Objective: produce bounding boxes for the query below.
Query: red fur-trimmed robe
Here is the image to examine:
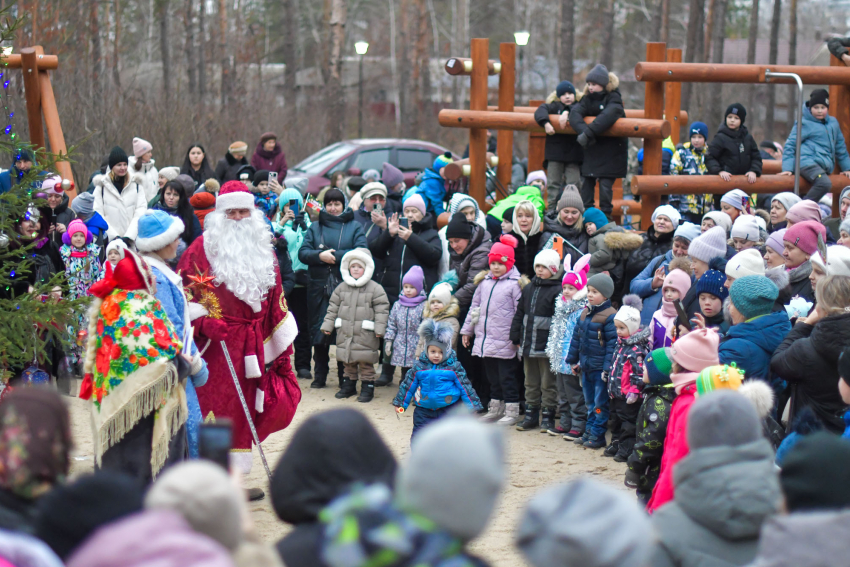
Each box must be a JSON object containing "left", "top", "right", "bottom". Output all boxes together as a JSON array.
[{"left": 177, "top": 236, "right": 301, "bottom": 455}]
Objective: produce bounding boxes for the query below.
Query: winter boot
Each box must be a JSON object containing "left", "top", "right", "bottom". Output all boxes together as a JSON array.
[
  {"left": 573, "top": 431, "right": 590, "bottom": 445},
  {"left": 539, "top": 407, "right": 556, "bottom": 432},
  {"left": 624, "top": 469, "right": 641, "bottom": 489},
  {"left": 334, "top": 378, "right": 357, "bottom": 399},
  {"left": 515, "top": 405, "right": 540, "bottom": 431},
  {"left": 614, "top": 439, "right": 635, "bottom": 463},
  {"left": 297, "top": 368, "right": 312, "bottom": 380},
  {"left": 479, "top": 400, "right": 506, "bottom": 423},
  {"left": 310, "top": 374, "right": 327, "bottom": 389},
  {"left": 497, "top": 402, "right": 522, "bottom": 426},
  {"left": 583, "top": 436, "right": 606, "bottom": 449},
  {"left": 603, "top": 440, "right": 620, "bottom": 458},
  {"left": 357, "top": 381, "right": 375, "bottom": 403},
  {"left": 375, "top": 364, "right": 395, "bottom": 387}
]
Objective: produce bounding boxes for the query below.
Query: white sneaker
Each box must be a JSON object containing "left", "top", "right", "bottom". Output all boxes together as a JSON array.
[
  {"left": 497, "top": 402, "right": 521, "bottom": 425},
  {"left": 480, "top": 400, "right": 505, "bottom": 422}
]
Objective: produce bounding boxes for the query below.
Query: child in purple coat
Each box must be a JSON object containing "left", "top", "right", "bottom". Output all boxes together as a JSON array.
[
  {"left": 384, "top": 266, "right": 427, "bottom": 380},
  {"left": 461, "top": 235, "right": 524, "bottom": 426}
]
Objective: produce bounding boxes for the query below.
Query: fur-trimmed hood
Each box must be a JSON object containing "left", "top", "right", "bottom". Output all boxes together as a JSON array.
[
  {"left": 341, "top": 248, "right": 375, "bottom": 287},
  {"left": 580, "top": 72, "right": 620, "bottom": 96},
  {"left": 545, "top": 89, "right": 584, "bottom": 104},
  {"left": 473, "top": 269, "right": 530, "bottom": 289},
  {"left": 619, "top": 326, "right": 651, "bottom": 347},
  {"left": 603, "top": 230, "right": 644, "bottom": 251},
  {"left": 423, "top": 297, "right": 460, "bottom": 320}
]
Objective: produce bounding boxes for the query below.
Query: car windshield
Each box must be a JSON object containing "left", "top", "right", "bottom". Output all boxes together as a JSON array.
[{"left": 291, "top": 142, "right": 355, "bottom": 176}]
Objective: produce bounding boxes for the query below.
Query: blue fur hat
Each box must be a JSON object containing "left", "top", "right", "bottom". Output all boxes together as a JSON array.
[{"left": 135, "top": 210, "right": 184, "bottom": 253}]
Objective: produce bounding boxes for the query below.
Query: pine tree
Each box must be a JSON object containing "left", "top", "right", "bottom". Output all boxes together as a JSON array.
[{"left": 0, "top": 12, "right": 87, "bottom": 382}]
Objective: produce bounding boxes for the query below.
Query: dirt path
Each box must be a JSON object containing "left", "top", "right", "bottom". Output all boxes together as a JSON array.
[{"left": 67, "top": 366, "right": 628, "bottom": 567}]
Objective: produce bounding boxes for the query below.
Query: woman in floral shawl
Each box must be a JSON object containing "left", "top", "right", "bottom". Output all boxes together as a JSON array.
[
  {"left": 79, "top": 248, "right": 186, "bottom": 483},
  {"left": 0, "top": 387, "right": 71, "bottom": 534}
]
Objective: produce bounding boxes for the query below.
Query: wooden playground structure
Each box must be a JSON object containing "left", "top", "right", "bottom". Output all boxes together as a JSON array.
[
  {"left": 440, "top": 40, "right": 850, "bottom": 229},
  {"left": 6, "top": 46, "right": 75, "bottom": 196}
]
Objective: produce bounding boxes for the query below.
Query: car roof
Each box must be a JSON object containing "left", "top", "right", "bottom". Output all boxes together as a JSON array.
[{"left": 345, "top": 138, "right": 444, "bottom": 148}]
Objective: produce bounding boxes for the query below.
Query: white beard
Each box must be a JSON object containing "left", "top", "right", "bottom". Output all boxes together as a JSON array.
[{"left": 204, "top": 209, "right": 276, "bottom": 307}]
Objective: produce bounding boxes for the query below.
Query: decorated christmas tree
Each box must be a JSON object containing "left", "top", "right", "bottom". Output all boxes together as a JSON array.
[{"left": 0, "top": 14, "right": 86, "bottom": 384}]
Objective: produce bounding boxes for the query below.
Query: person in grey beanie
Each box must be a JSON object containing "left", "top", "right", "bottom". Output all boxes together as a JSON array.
[
  {"left": 517, "top": 477, "right": 654, "bottom": 567},
  {"left": 395, "top": 415, "right": 504, "bottom": 544},
  {"left": 70, "top": 192, "right": 109, "bottom": 254},
  {"left": 650, "top": 390, "right": 782, "bottom": 567}
]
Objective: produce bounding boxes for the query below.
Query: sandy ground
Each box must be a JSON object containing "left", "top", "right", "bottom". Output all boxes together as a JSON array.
[{"left": 66, "top": 361, "right": 628, "bottom": 567}]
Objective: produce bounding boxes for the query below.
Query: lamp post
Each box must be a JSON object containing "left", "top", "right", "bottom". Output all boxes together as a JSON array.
[
  {"left": 355, "top": 41, "right": 369, "bottom": 139},
  {"left": 514, "top": 31, "right": 529, "bottom": 104}
]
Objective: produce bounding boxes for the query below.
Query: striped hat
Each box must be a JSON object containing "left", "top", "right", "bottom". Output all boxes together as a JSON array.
[{"left": 696, "top": 364, "right": 744, "bottom": 396}]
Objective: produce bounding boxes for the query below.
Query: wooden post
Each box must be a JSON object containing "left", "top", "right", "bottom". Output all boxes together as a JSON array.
[
  {"left": 496, "top": 43, "right": 516, "bottom": 193},
  {"left": 33, "top": 46, "right": 75, "bottom": 196},
  {"left": 641, "top": 42, "right": 666, "bottom": 230},
  {"left": 665, "top": 48, "right": 683, "bottom": 145},
  {"left": 830, "top": 54, "right": 850, "bottom": 218},
  {"left": 527, "top": 98, "right": 546, "bottom": 176},
  {"left": 20, "top": 47, "right": 45, "bottom": 151},
  {"left": 468, "top": 38, "right": 489, "bottom": 210}
]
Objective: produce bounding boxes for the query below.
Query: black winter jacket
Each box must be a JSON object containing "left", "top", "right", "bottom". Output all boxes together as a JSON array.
[
  {"left": 448, "top": 224, "right": 492, "bottom": 318},
  {"left": 372, "top": 213, "right": 442, "bottom": 301},
  {"left": 539, "top": 213, "right": 589, "bottom": 257},
  {"left": 706, "top": 124, "right": 763, "bottom": 176},
  {"left": 770, "top": 314, "right": 850, "bottom": 433},
  {"left": 273, "top": 235, "right": 296, "bottom": 297},
  {"left": 623, "top": 227, "right": 676, "bottom": 289},
  {"left": 352, "top": 208, "right": 389, "bottom": 278},
  {"left": 627, "top": 383, "right": 676, "bottom": 494},
  {"left": 214, "top": 152, "right": 249, "bottom": 183},
  {"left": 298, "top": 209, "right": 368, "bottom": 344},
  {"left": 534, "top": 100, "right": 584, "bottom": 164},
  {"left": 510, "top": 230, "right": 544, "bottom": 279},
  {"left": 46, "top": 194, "right": 76, "bottom": 247},
  {"left": 778, "top": 261, "right": 814, "bottom": 305},
  {"left": 569, "top": 77, "right": 628, "bottom": 179},
  {"left": 510, "top": 273, "right": 562, "bottom": 357}
]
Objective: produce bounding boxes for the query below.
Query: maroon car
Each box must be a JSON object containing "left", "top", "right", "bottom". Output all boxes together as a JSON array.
[{"left": 286, "top": 138, "right": 454, "bottom": 195}]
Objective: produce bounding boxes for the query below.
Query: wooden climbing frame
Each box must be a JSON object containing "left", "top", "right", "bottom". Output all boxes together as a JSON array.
[
  {"left": 10, "top": 46, "right": 74, "bottom": 196},
  {"left": 633, "top": 42, "right": 850, "bottom": 227}
]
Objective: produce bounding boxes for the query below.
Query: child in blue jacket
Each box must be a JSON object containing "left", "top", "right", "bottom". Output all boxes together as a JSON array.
[
  {"left": 393, "top": 319, "right": 482, "bottom": 441},
  {"left": 782, "top": 89, "right": 850, "bottom": 203},
  {"left": 417, "top": 152, "right": 453, "bottom": 216},
  {"left": 566, "top": 272, "right": 618, "bottom": 449}
]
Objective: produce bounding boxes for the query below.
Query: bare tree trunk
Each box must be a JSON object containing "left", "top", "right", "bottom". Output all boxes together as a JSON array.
[
  {"left": 413, "top": 0, "right": 431, "bottom": 138},
  {"left": 450, "top": 0, "right": 459, "bottom": 110},
  {"left": 745, "top": 0, "right": 760, "bottom": 111},
  {"left": 600, "top": 0, "right": 615, "bottom": 70},
  {"left": 199, "top": 0, "right": 206, "bottom": 101},
  {"left": 681, "top": 0, "right": 705, "bottom": 113},
  {"left": 765, "top": 0, "right": 781, "bottom": 141},
  {"left": 707, "top": 0, "right": 727, "bottom": 133},
  {"left": 282, "top": 0, "right": 298, "bottom": 108},
  {"left": 398, "top": 0, "right": 412, "bottom": 136},
  {"left": 326, "top": 0, "right": 346, "bottom": 143},
  {"left": 661, "top": 0, "right": 670, "bottom": 43},
  {"left": 219, "top": 0, "right": 229, "bottom": 106},
  {"left": 184, "top": 0, "right": 196, "bottom": 95},
  {"left": 704, "top": 0, "right": 716, "bottom": 61},
  {"left": 113, "top": 0, "right": 122, "bottom": 90},
  {"left": 787, "top": 0, "right": 798, "bottom": 132},
  {"left": 161, "top": 0, "right": 171, "bottom": 105},
  {"left": 389, "top": 0, "right": 401, "bottom": 132},
  {"left": 560, "top": 0, "right": 574, "bottom": 81},
  {"left": 90, "top": 0, "right": 102, "bottom": 84}
]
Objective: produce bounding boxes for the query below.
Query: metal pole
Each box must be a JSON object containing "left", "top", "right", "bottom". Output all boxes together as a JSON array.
[
  {"left": 219, "top": 340, "right": 273, "bottom": 482},
  {"left": 764, "top": 70, "right": 803, "bottom": 195},
  {"left": 358, "top": 54, "right": 364, "bottom": 139}
]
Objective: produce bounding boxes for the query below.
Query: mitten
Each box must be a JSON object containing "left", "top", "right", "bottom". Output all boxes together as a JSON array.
[
  {"left": 384, "top": 342, "right": 393, "bottom": 357},
  {"left": 195, "top": 316, "right": 229, "bottom": 341}
]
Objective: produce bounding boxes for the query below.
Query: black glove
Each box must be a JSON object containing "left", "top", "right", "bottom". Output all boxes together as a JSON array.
[{"left": 293, "top": 212, "right": 307, "bottom": 231}]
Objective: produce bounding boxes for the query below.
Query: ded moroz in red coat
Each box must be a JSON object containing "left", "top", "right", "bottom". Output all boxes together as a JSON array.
[{"left": 177, "top": 235, "right": 300, "bottom": 455}]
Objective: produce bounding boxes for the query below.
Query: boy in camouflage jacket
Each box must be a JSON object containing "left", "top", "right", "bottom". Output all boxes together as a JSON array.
[{"left": 625, "top": 347, "right": 677, "bottom": 505}]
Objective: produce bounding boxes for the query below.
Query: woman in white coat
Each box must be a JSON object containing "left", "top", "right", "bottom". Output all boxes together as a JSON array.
[
  {"left": 93, "top": 146, "right": 148, "bottom": 243},
  {"left": 127, "top": 137, "right": 159, "bottom": 202}
]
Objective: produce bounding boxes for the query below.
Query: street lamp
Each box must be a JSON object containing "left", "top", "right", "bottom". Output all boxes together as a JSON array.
[
  {"left": 355, "top": 41, "right": 369, "bottom": 139},
  {"left": 514, "top": 31, "right": 530, "bottom": 105}
]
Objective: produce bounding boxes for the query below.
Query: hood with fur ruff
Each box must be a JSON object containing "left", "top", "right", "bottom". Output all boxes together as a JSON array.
[
  {"left": 603, "top": 230, "right": 644, "bottom": 251},
  {"left": 341, "top": 248, "right": 374, "bottom": 287},
  {"left": 580, "top": 72, "right": 620, "bottom": 96}
]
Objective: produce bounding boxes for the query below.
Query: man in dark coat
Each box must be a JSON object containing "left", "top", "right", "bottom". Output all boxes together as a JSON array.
[{"left": 569, "top": 64, "right": 627, "bottom": 218}]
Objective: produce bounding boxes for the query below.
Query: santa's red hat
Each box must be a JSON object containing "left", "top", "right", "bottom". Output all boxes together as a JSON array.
[{"left": 216, "top": 180, "right": 255, "bottom": 212}]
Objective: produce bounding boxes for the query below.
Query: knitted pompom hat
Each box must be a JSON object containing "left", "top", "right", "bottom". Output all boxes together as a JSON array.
[
  {"left": 695, "top": 364, "right": 745, "bottom": 397},
  {"left": 488, "top": 234, "right": 518, "bottom": 271},
  {"left": 62, "top": 219, "right": 93, "bottom": 246},
  {"left": 615, "top": 295, "right": 642, "bottom": 335}
]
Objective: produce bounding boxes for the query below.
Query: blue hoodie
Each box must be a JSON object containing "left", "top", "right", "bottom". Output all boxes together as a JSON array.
[
  {"left": 83, "top": 211, "right": 110, "bottom": 239},
  {"left": 782, "top": 105, "right": 850, "bottom": 173},
  {"left": 719, "top": 311, "right": 791, "bottom": 391}
]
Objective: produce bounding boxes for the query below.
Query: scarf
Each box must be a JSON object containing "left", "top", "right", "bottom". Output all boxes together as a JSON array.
[
  {"left": 660, "top": 298, "right": 677, "bottom": 317},
  {"left": 256, "top": 142, "right": 281, "bottom": 160},
  {"left": 70, "top": 247, "right": 88, "bottom": 258},
  {"left": 671, "top": 371, "right": 699, "bottom": 395},
  {"left": 398, "top": 292, "right": 427, "bottom": 307},
  {"left": 79, "top": 288, "right": 185, "bottom": 476}
]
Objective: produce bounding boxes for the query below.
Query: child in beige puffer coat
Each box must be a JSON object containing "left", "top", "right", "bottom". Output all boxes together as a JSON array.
[{"left": 322, "top": 248, "right": 390, "bottom": 403}]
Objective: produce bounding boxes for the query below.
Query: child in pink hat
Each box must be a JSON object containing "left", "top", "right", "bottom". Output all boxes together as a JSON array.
[
  {"left": 647, "top": 327, "right": 720, "bottom": 513},
  {"left": 60, "top": 219, "right": 104, "bottom": 369},
  {"left": 648, "top": 268, "right": 692, "bottom": 349}
]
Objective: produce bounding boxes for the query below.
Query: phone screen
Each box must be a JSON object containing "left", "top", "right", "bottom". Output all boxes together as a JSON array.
[
  {"left": 674, "top": 300, "right": 692, "bottom": 331},
  {"left": 199, "top": 421, "right": 232, "bottom": 470},
  {"left": 400, "top": 218, "right": 409, "bottom": 228}
]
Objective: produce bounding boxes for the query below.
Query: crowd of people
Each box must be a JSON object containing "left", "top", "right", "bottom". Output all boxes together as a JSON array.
[{"left": 2, "top": 61, "right": 850, "bottom": 567}]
